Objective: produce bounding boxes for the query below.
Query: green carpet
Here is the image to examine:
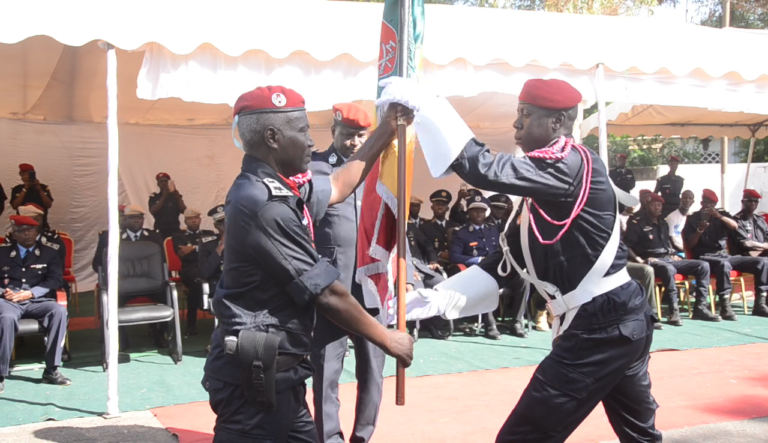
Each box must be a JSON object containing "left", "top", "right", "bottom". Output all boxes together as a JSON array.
[{"left": 2, "top": 310, "right": 768, "bottom": 428}]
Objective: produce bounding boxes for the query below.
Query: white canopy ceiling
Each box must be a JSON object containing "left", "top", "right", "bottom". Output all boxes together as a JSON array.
[{"left": 581, "top": 102, "right": 768, "bottom": 139}]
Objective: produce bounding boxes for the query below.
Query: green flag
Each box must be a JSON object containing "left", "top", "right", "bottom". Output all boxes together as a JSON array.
[{"left": 377, "top": 0, "right": 425, "bottom": 97}]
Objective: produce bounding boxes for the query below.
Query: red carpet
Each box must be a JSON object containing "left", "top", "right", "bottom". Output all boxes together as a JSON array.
[{"left": 153, "top": 343, "right": 768, "bottom": 443}]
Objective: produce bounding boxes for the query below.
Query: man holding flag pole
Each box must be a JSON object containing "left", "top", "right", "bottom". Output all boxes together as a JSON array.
[{"left": 377, "top": 74, "right": 662, "bottom": 441}]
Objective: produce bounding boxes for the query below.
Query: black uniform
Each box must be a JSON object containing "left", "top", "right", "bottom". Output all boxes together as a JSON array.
[
  {"left": 6, "top": 230, "right": 66, "bottom": 275},
  {"left": 730, "top": 210, "right": 768, "bottom": 257},
  {"left": 309, "top": 146, "right": 384, "bottom": 443},
  {"left": 149, "top": 192, "right": 184, "bottom": 239},
  {"left": 172, "top": 229, "right": 215, "bottom": 330},
  {"left": 608, "top": 167, "right": 636, "bottom": 193},
  {"left": 10, "top": 184, "right": 53, "bottom": 227},
  {"left": 407, "top": 220, "right": 444, "bottom": 289},
  {"left": 449, "top": 223, "right": 500, "bottom": 266},
  {"left": 198, "top": 234, "right": 223, "bottom": 299},
  {"left": 683, "top": 210, "right": 768, "bottom": 298},
  {"left": 0, "top": 239, "right": 66, "bottom": 376},
  {"left": 92, "top": 228, "right": 164, "bottom": 275},
  {"left": 204, "top": 154, "right": 338, "bottom": 442},
  {"left": 654, "top": 174, "right": 684, "bottom": 218},
  {"left": 419, "top": 218, "right": 459, "bottom": 265},
  {"left": 624, "top": 212, "right": 710, "bottom": 311},
  {"left": 451, "top": 138, "right": 660, "bottom": 442}
]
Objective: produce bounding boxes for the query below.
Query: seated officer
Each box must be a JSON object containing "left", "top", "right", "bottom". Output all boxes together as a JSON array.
[
  {"left": 683, "top": 189, "right": 768, "bottom": 321},
  {"left": 92, "top": 205, "right": 127, "bottom": 273},
  {"left": 449, "top": 195, "right": 501, "bottom": 340},
  {"left": 409, "top": 195, "right": 428, "bottom": 227},
  {"left": 407, "top": 217, "right": 449, "bottom": 340},
  {"left": 6, "top": 204, "right": 65, "bottom": 272},
  {"left": 488, "top": 194, "right": 511, "bottom": 229},
  {"left": 728, "top": 189, "right": 768, "bottom": 317},
  {"left": 0, "top": 216, "right": 70, "bottom": 393},
  {"left": 199, "top": 205, "right": 226, "bottom": 300},
  {"left": 420, "top": 189, "right": 459, "bottom": 267},
  {"left": 624, "top": 194, "right": 719, "bottom": 326},
  {"left": 173, "top": 208, "right": 214, "bottom": 337}
]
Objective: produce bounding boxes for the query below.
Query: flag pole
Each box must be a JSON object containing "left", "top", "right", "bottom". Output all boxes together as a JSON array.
[{"left": 395, "top": 0, "right": 410, "bottom": 407}]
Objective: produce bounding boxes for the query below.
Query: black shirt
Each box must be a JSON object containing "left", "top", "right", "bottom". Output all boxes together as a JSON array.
[
  {"left": 205, "top": 155, "right": 337, "bottom": 388},
  {"left": 0, "top": 239, "right": 63, "bottom": 301},
  {"left": 452, "top": 139, "right": 644, "bottom": 331},
  {"left": 172, "top": 229, "right": 214, "bottom": 276},
  {"left": 609, "top": 167, "right": 636, "bottom": 193},
  {"left": 148, "top": 192, "right": 183, "bottom": 235},
  {"left": 419, "top": 218, "right": 459, "bottom": 256},
  {"left": 682, "top": 209, "right": 733, "bottom": 258},
  {"left": 623, "top": 213, "right": 674, "bottom": 260},
  {"left": 654, "top": 174, "right": 684, "bottom": 209},
  {"left": 10, "top": 183, "right": 53, "bottom": 220},
  {"left": 729, "top": 211, "right": 768, "bottom": 256},
  {"left": 198, "top": 234, "right": 223, "bottom": 287}
]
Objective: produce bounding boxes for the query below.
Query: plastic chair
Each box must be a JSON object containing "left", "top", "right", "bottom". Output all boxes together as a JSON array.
[{"left": 59, "top": 234, "right": 79, "bottom": 314}]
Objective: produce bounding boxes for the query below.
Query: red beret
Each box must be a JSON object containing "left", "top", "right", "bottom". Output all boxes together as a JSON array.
[
  {"left": 19, "top": 163, "right": 35, "bottom": 173},
  {"left": 669, "top": 155, "right": 681, "bottom": 163},
  {"left": 639, "top": 189, "right": 653, "bottom": 197},
  {"left": 333, "top": 103, "right": 372, "bottom": 129},
  {"left": 118, "top": 204, "right": 127, "bottom": 213},
  {"left": 156, "top": 172, "right": 171, "bottom": 181},
  {"left": 702, "top": 189, "right": 719, "bottom": 203},
  {"left": 648, "top": 194, "right": 665, "bottom": 204},
  {"left": 519, "top": 79, "right": 582, "bottom": 110},
  {"left": 10, "top": 215, "right": 39, "bottom": 227},
  {"left": 233, "top": 86, "right": 305, "bottom": 118},
  {"left": 743, "top": 189, "right": 762, "bottom": 200},
  {"left": 616, "top": 154, "right": 627, "bottom": 159}
]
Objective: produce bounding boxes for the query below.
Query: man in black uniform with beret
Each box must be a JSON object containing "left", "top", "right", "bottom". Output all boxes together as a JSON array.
[
  {"left": 149, "top": 173, "right": 187, "bottom": 240},
  {"left": 728, "top": 189, "right": 768, "bottom": 317},
  {"left": 309, "top": 102, "right": 386, "bottom": 443},
  {"left": 420, "top": 189, "right": 459, "bottom": 268},
  {"left": 624, "top": 193, "right": 719, "bottom": 326},
  {"left": 379, "top": 76, "right": 660, "bottom": 441},
  {"left": 203, "top": 86, "right": 412, "bottom": 442},
  {"left": 0, "top": 216, "right": 70, "bottom": 393},
  {"left": 10, "top": 164, "right": 55, "bottom": 229},
  {"left": 488, "top": 194, "right": 511, "bottom": 229},
  {"left": 683, "top": 189, "right": 768, "bottom": 321}
]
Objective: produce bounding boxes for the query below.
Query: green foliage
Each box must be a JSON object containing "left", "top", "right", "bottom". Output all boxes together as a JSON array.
[
  {"left": 582, "top": 134, "right": 702, "bottom": 167},
  {"left": 694, "top": 0, "right": 768, "bottom": 29},
  {"left": 734, "top": 136, "right": 768, "bottom": 163}
]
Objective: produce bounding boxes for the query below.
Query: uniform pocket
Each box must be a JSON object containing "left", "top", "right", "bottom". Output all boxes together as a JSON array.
[{"left": 618, "top": 317, "right": 651, "bottom": 342}]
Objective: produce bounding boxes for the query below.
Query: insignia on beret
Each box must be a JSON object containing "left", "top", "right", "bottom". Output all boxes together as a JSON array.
[
  {"left": 263, "top": 178, "right": 293, "bottom": 198},
  {"left": 217, "top": 206, "right": 224, "bottom": 213},
  {"left": 334, "top": 110, "right": 343, "bottom": 121},
  {"left": 475, "top": 196, "right": 481, "bottom": 202},
  {"left": 441, "top": 191, "right": 447, "bottom": 196},
  {"left": 272, "top": 93, "right": 287, "bottom": 107}
]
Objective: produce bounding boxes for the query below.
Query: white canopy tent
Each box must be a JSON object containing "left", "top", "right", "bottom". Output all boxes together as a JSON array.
[{"left": 3, "top": 0, "right": 768, "bottom": 417}]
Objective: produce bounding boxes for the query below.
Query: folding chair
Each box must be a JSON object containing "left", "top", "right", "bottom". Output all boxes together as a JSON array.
[{"left": 59, "top": 234, "right": 79, "bottom": 314}]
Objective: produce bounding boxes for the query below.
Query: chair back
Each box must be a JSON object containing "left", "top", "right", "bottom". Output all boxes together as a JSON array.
[
  {"left": 101, "top": 241, "right": 166, "bottom": 297},
  {"left": 164, "top": 237, "right": 182, "bottom": 275},
  {"left": 61, "top": 235, "right": 75, "bottom": 271}
]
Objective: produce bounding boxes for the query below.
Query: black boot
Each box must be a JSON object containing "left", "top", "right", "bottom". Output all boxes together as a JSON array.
[
  {"left": 509, "top": 321, "right": 528, "bottom": 338},
  {"left": 483, "top": 314, "right": 501, "bottom": 340},
  {"left": 424, "top": 320, "right": 450, "bottom": 340},
  {"left": 753, "top": 293, "right": 768, "bottom": 317},
  {"left": 692, "top": 298, "right": 721, "bottom": 322},
  {"left": 719, "top": 295, "right": 738, "bottom": 321},
  {"left": 667, "top": 303, "right": 683, "bottom": 327}
]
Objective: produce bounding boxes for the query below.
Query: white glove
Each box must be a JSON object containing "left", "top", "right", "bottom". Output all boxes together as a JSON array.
[{"left": 376, "top": 77, "right": 425, "bottom": 123}]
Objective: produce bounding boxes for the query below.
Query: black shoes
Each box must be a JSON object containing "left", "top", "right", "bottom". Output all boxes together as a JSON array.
[
  {"left": 692, "top": 304, "right": 721, "bottom": 322},
  {"left": 667, "top": 304, "right": 683, "bottom": 327},
  {"left": 0, "top": 377, "right": 4, "bottom": 394},
  {"left": 42, "top": 369, "right": 71, "bottom": 386},
  {"left": 510, "top": 321, "right": 528, "bottom": 338},
  {"left": 485, "top": 326, "right": 501, "bottom": 340},
  {"left": 719, "top": 298, "right": 738, "bottom": 321}
]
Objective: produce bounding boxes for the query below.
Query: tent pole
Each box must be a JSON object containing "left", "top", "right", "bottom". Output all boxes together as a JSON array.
[
  {"left": 104, "top": 42, "right": 121, "bottom": 417},
  {"left": 595, "top": 64, "right": 608, "bottom": 165},
  {"left": 394, "top": 0, "right": 410, "bottom": 407},
  {"left": 721, "top": 136, "right": 728, "bottom": 211},
  {"left": 745, "top": 127, "right": 758, "bottom": 190}
]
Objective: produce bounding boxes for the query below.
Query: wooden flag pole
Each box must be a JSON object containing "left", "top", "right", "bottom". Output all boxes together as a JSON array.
[{"left": 395, "top": 0, "right": 410, "bottom": 407}]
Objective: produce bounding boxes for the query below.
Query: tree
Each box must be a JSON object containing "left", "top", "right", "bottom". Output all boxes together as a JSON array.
[
  {"left": 345, "top": 0, "right": 666, "bottom": 16},
  {"left": 734, "top": 136, "right": 768, "bottom": 163},
  {"left": 582, "top": 134, "right": 702, "bottom": 167},
  {"left": 693, "top": 0, "right": 768, "bottom": 29}
]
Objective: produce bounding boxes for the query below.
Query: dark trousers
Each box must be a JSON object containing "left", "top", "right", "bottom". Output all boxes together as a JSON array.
[
  {"left": 499, "top": 274, "right": 528, "bottom": 322},
  {"left": 205, "top": 377, "right": 317, "bottom": 443},
  {"left": 496, "top": 312, "right": 661, "bottom": 442},
  {"left": 181, "top": 274, "right": 202, "bottom": 328},
  {"left": 700, "top": 255, "right": 768, "bottom": 296},
  {"left": 311, "top": 310, "right": 385, "bottom": 443},
  {"left": 649, "top": 258, "right": 709, "bottom": 305},
  {"left": 0, "top": 299, "right": 68, "bottom": 376}
]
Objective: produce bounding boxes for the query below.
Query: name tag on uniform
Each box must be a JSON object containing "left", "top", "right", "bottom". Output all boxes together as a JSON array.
[
  {"left": 643, "top": 226, "right": 652, "bottom": 231},
  {"left": 31, "top": 264, "right": 47, "bottom": 269}
]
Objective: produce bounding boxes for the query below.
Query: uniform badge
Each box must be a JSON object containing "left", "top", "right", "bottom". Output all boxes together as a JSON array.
[
  {"left": 272, "top": 93, "right": 287, "bottom": 107},
  {"left": 10, "top": 250, "right": 16, "bottom": 258},
  {"left": 263, "top": 178, "right": 293, "bottom": 197},
  {"left": 469, "top": 226, "right": 474, "bottom": 232},
  {"left": 35, "top": 249, "right": 40, "bottom": 256},
  {"left": 334, "top": 110, "right": 343, "bottom": 121},
  {"left": 329, "top": 153, "right": 338, "bottom": 165},
  {"left": 441, "top": 191, "right": 447, "bottom": 197},
  {"left": 473, "top": 249, "right": 478, "bottom": 257},
  {"left": 475, "top": 196, "right": 481, "bottom": 202},
  {"left": 2, "top": 266, "right": 9, "bottom": 271},
  {"left": 435, "top": 241, "right": 440, "bottom": 249},
  {"left": 648, "top": 234, "right": 654, "bottom": 240},
  {"left": 217, "top": 206, "right": 224, "bottom": 213}
]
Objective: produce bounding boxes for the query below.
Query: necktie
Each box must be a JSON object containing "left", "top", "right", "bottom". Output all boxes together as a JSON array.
[{"left": 21, "top": 248, "right": 27, "bottom": 259}]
